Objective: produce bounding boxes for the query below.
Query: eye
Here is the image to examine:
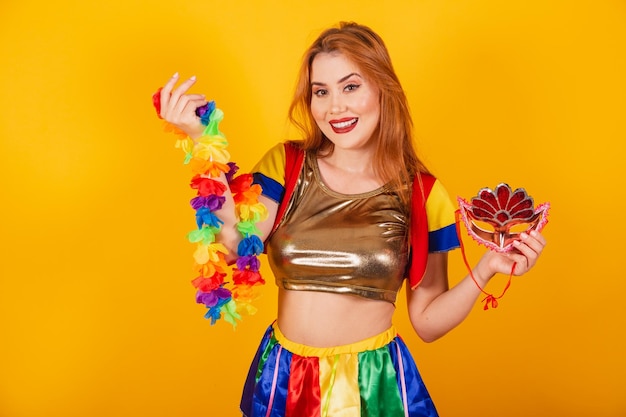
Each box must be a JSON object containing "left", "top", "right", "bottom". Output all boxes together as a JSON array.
[
  {"left": 344, "top": 83, "right": 360, "bottom": 92},
  {"left": 313, "top": 88, "right": 327, "bottom": 97}
]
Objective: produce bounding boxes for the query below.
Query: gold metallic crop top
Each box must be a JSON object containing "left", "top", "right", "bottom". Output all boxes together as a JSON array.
[{"left": 266, "top": 152, "right": 409, "bottom": 303}]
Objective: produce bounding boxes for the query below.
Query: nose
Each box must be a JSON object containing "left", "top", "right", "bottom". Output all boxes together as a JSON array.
[{"left": 330, "top": 93, "right": 346, "bottom": 114}]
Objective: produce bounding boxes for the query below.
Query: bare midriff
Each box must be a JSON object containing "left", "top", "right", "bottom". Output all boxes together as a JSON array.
[{"left": 276, "top": 288, "right": 396, "bottom": 347}]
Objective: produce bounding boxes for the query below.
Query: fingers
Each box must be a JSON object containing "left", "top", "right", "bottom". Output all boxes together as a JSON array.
[
  {"left": 528, "top": 229, "right": 547, "bottom": 247},
  {"left": 159, "top": 72, "right": 180, "bottom": 117},
  {"left": 517, "top": 230, "right": 546, "bottom": 255},
  {"left": 159, "top": 73, "right": 203, "bottom": 119},
  {"left": 509, "top": 230, "right": 546, "bottom": 274},
  {"left": 169, "top": 75, "right": 199, "bottom": 109},
  {"left": 479, "top": 231, "right": 546, "bottom": 278},
  {"left": 172, "top": 93, "right": 206, "bottom": 120}
]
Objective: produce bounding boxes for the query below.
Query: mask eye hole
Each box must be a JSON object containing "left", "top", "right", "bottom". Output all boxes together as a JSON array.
[
  {"left": 508, "top": 223, "right": 532, "bottom": 234},
  {"left": 470, "top": 219, "right": 496, "bottom": 233}
]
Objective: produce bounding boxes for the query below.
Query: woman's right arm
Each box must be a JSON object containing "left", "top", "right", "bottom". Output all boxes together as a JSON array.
[{"left": 157, "top": 73, "right": 278, "bottom": 260}]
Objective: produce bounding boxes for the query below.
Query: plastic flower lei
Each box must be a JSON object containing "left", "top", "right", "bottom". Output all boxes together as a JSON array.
[{"left": 153, "top": 89, "right": 267, "bottom": 327}]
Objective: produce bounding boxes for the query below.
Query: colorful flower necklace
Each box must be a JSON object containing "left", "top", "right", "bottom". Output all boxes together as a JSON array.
[{"left": 153, "top": 90, "right": 267, "bottom": 327}]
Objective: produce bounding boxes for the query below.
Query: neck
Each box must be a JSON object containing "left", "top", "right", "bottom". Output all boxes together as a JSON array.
[{"left": 322, "top": 146, "right": 376, "bottom": 176}]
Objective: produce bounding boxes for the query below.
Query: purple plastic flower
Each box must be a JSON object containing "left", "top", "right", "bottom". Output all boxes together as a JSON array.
[
  {"left": 225, "top": 162, "right": 239, "bottom": 184},
  {"left": 190, "top": 195, "right": 226, "bottom": 211},
  {"left": 236, "top": 255, "right": 261, "bottom": 272},
  {"left": 195, "top": 287, "right": 231, "bottom": 307}
]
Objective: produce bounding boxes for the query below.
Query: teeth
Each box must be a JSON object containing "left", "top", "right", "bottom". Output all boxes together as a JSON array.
[{"left": 331, "top": 119, "right": 357, "bottom": 129}]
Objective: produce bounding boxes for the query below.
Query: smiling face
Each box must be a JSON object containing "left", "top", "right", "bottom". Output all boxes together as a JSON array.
[{"left": 310, "top": 52, "right": 381, "bottom": 153}]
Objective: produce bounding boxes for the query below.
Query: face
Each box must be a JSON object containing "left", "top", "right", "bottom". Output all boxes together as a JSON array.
[{"left": 310, "top": 52, "right": 380, "bottom": 152}]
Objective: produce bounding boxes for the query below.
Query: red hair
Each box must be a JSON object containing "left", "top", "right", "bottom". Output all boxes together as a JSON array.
[{"left": 288, "top": 22, "right": 429, "bottom": 206}]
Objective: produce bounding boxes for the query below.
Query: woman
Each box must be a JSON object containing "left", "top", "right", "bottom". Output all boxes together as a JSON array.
[{"left": 157, "top": 22, "right": 546, "bottom": 417}]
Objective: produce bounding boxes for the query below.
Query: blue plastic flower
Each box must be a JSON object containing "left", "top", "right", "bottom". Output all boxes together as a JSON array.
[
  {"left": 237, "top": 235, "right": 264, "bottom": 256},
  {"left": 195, "top": 100, "right": 216, "bottom": 126},
  {"left": 195, "top": 207, "right": 225, "bottom": 229}
]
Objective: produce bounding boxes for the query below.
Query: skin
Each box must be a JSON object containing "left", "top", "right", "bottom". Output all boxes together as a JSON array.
[
  {"left": 158, "top": 54, "right": 546, "bottom": 346},
  {"left": 310, "top": 52, "right": 384, "bottom": 195}
]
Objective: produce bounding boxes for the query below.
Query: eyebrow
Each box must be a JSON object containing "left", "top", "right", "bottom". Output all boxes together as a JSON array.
[{"left": 311, "top": 72, "right": 362, "bottom": 87}]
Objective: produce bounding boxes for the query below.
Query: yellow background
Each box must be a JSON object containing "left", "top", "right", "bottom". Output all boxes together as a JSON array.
[{"left": 1, "top": 1, "right": 625, "bottom": 416}]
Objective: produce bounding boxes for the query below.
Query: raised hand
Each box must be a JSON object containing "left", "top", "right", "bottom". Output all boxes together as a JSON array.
[{"left": 156, "top": 73, "right": 208, "bottom": 139}]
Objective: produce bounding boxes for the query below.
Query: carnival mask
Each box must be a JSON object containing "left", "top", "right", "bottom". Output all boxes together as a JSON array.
[{"left": 457, "top": 183, "right": 550, "bottom": 253}]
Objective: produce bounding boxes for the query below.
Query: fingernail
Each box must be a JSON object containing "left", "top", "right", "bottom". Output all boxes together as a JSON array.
[
  {"left": 190, "top": 75, "right": 197, "bottom": 81},
  {"left": 172, "top": 72, "right": 179, "bottom": 78},
  {"left": 530, "top": 230, "right": 538, "bottom": 237},
  {"left": 520, "top": 232, "right": 528, "bottom": 239},
  {"left": 513, "top": 240, "right": 521, "bottom": 246}
]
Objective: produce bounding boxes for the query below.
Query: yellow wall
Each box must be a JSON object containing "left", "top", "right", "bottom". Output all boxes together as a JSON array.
[{"left": 1, "top": 1, "right": 624, "bottom": 416}]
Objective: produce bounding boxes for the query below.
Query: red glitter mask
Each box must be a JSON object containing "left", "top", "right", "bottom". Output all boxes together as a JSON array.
[{"left": 457, "top": 183, "right": 550, "bottom": 253}]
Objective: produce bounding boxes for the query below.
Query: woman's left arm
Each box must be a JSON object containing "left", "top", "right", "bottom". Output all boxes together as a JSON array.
[{"left": 407, "top": 230, "right": 547, "bottom": 343}]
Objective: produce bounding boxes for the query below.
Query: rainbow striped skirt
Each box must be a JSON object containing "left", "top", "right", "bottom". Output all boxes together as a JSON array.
[{"left": 240, "top": 324, "right": 438, "bottom": 417}]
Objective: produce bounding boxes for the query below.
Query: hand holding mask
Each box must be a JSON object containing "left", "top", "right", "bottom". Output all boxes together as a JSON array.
[{"left": 456, "top": 184, "right": 550, "bottom": 309}]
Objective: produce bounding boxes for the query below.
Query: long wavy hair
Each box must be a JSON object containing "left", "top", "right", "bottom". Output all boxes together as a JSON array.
[{"left": 288, "top": 22, "right": 429, "bottom": 207}]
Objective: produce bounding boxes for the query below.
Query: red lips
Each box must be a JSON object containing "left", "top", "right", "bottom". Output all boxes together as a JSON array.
[{"left": 329, "top": 117, "right": 358, "bottom": 133}]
